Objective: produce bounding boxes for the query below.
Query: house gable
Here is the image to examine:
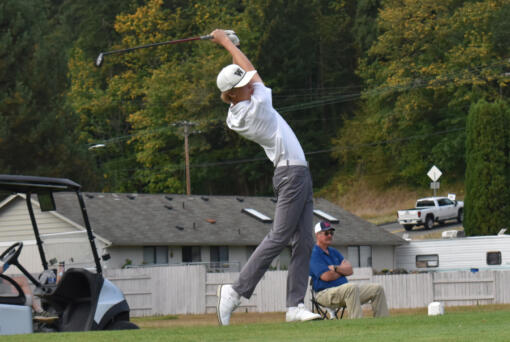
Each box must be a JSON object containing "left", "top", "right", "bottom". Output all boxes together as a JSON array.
[
  {"left": 0, "top": 195, "right": 78, "bottom": 243},
  {"left": 0, "top": 194, "right": 110, "bottom": 246}
]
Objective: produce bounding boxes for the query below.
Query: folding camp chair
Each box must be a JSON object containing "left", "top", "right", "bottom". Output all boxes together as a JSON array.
[{"left": 310, "top": 279, "right": 345, "bottom": 320}]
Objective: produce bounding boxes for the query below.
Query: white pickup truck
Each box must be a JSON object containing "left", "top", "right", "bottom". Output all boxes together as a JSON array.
[{"left": 397, "top": 197, "right": 464, "bottom": 231}]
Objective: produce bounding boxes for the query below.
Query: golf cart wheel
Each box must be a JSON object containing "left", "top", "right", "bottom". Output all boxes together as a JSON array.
[
  {"left": 403, "top": 224, "right": 413, "bottom": 231},
  {"left": 457, "top": 209, "right": 463, "bottom": 223},
  {"left": 107, "top": 320, "right": 139, "bottom": 330}
]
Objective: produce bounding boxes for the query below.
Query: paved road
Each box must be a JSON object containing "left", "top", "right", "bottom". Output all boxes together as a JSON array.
[{"left": 379, "top": 220, "right": 464, "bottom": 238}]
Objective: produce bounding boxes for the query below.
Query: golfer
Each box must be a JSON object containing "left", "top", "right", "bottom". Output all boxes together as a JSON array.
[{"left": 212, "top": 29, "right": 320, "bottom": 325}]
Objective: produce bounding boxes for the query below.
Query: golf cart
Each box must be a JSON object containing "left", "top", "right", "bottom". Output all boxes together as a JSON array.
[{"left": 0, "top": 175, "right": 138, "bottom": 334}]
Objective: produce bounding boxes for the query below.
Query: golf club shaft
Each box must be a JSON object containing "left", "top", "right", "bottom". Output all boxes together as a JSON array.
[
  {"left": 95, "top": 34, "right": 212, "bottom": 67},
  {"left": 103, "top": 35, "right": 212, "bottom": 56}
]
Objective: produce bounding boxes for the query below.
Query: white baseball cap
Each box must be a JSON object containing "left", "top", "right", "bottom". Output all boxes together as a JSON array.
[
  {"left": 216, "top": 64, "right": 257, "bottom": 92},
  {"left": 314, "top": 221, "right": 335, "bottom": 234}
]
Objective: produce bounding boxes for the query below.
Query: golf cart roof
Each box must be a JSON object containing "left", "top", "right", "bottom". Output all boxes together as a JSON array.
[{"left": 0, "top": 175, "right": 81, "bottom": 193}]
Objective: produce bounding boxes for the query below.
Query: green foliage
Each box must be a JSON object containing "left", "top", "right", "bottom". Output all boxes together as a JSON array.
[
  {"left": 0, "top": 0, "right": 96, "bottom": 186},
  {"left": 464, "top": 99, "right": 510, "bottom": 235},
  {"left": 352, "top": 0, "right": 381, "bottom": 55},
  {"left": 4, "top": 0, "right": 510, "bottom": 202},
  {"left": 335, "top": 0, "right": 510, "bottom": 188},
  {"left": 65, "top": 0, "right": 361, "bottom": 194}
]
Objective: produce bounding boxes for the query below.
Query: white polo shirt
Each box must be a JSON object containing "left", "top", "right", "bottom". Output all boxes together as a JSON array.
[{"left": 226, "top": 82, "right": 306, "bottom": 167}]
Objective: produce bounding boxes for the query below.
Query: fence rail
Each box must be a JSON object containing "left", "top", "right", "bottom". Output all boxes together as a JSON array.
[{"left": 104, "top": 267, "right": 510, "bottom": 317}]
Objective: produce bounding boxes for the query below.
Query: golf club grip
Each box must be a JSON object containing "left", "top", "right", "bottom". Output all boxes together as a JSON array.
[{"left": 200, "top": 35, "right": 213, "bottom": 40}]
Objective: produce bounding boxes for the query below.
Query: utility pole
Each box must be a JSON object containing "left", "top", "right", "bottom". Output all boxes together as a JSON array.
[{"left": 174, "top": 121, "right": 198, "bottom": 196}]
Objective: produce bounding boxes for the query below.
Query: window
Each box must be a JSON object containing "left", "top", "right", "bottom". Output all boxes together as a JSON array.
[
  {"left": 416, "top": 200, "right": 434, "bottom": 207},
  {"left": 438, "top": 199, "right": 454, "bottom": 206},
  {"left": 347, "top": 246, "right": 372, "bottom": 267},
  {"left": 143, "top": 246, "right": 168, "bottom": 265},
  {"left": 210, "top": 246, "right": 229, "bottom": 272},
  {"left": 182, "top": 246, "right": 201, "bottom": 262},
  {"left": 416, "top": 254, "right": 439, "bottom": 268},
  {"left": 210, "top": 246, "right": 229, "bottom": 262},
  {"left": 487, "top": 251, "right": 502, "bottom": 265}
]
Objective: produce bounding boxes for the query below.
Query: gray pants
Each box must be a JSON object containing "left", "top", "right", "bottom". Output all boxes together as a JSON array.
[{"left": 233, "top": 165, "right": 314, "bottom": 307}]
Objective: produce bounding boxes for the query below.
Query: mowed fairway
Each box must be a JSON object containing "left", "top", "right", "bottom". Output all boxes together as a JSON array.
[{"left": 2, "top": 306, "right": 510, "bottom": 342}]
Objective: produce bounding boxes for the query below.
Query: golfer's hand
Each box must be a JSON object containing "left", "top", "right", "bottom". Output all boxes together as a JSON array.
[{"left": 210, "top": 29, "right": 231, "bottom": 46}]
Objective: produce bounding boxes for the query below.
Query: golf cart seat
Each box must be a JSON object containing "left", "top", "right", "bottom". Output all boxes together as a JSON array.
[{"left": 43, "top": 268, "right": 103, "bottom": 331}]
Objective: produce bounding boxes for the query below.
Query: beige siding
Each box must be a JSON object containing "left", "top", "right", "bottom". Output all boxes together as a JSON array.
[
  {"left": 372, "top": 245, "right": 396, "bottom": 271},
  {"left": 229, "top": 246, "right": 249, "bottom": 268},
  {"left": 0, "top": 198, "right": 75, "bottom": 242},
  {"left": 106, "top": 246, "right": 144, "bottom": 269},
  {"left": 0, "top": 196, "right": 108, "bottom": 274},
  {"left": 1, "top": 238, "right": 107, "bottom": 275}
]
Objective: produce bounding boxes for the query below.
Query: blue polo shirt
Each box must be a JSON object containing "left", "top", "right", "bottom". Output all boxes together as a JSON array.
[{"left": 309, "top": 245, "right": 349, "bottom": 292}]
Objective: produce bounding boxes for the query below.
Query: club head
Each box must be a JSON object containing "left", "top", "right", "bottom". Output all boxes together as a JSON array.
[{"left": 95, "top": 53, "right": 104, "bottom": 67}]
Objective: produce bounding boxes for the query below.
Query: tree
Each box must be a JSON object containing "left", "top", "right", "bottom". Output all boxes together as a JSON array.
[
  {"left": 0, "top": 0, "right": 96, "bottom": 186},
  {"left": 334, "top": 0, "right": 510, "bottom": 188},
  {"left": 464, "top": 99, "right": 510, "bottom": 235},
  {"left": 67, "top": 0, "right": 362, "bottom": 194},
  {"left": 68, "top": 0, "right": 248, "bottom": 193},
  {"left": 244, "top": 0, "right": 360, "bottom": 187}
]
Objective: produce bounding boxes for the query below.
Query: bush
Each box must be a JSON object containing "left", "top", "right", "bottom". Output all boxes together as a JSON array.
[{"left": 464, "top": 99, "right": 510, "bottom": 235}]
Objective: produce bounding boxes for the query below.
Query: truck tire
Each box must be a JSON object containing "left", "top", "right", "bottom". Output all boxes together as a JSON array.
[
  {"left": 403, "top": 224, "right": 414, "bottom": 231},
  {"left": 424, "top": 215, "right": 434, "bottom": 230},
  {"left": 457, "top": 209, "right": 463, "bottom": 223}
]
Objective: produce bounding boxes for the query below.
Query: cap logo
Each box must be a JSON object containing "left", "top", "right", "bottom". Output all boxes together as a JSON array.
[{"left": 234, "top": 68, "right": 244, "bottom": 77}]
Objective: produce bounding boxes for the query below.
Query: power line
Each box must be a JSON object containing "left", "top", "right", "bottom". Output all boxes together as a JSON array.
[
  {"left": 99, "top": 125, "right": 466, "bottom": 174},
  {"left": 86, "top": 58, "right": 507, "bottom": 146}
]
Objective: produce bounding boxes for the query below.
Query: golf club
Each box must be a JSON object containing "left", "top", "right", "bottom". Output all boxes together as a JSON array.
[{"left": 95, "top": 30, "right": 239, "bottom": 67}]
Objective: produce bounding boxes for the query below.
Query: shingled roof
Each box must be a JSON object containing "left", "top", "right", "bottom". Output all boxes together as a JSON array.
[{"left": 52, "top": 193, "right": 404, "bottom": 247}]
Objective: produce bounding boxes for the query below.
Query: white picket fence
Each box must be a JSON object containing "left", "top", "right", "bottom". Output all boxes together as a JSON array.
[{"left": 104, "top": 266, "right": 510, "bottom": 317}]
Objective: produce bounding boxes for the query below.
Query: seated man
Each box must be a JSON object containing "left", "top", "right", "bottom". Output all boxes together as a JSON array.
[{"left": 309, "top": 221, "right": 389, "bottom": 319}]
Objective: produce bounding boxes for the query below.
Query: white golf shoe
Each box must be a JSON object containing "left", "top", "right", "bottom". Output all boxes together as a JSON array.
[
  {"left": 216, "top": 284, "right": 241, "bottom": 326},
  {"left": 286, "top": 303, "right": 321, "bottom": 322}
]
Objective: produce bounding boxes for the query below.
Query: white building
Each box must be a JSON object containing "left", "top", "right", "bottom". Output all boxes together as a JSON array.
[{"left": 0, "top": 193, "right": 405, "bottom": 273}]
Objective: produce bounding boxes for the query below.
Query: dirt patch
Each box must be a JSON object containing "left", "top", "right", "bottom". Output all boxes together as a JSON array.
[
  {"left": 133, "top": 309, "right": 387, "bottom": 328},
  {"left": 133, "top": 312, "right": 286, "bottom": 328}
]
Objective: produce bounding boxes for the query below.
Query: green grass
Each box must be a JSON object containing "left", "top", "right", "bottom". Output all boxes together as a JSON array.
[{"left": 3, "top": 308, "right": 510, "bottom": 342}]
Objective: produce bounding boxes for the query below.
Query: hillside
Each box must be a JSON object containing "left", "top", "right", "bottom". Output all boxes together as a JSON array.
[{"left": 317, "top": 178, "right": 466, "bottom": 225}]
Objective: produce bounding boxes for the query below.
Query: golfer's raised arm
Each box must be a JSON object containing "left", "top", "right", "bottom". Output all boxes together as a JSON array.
[{"left": 210, "top": 29, "right": 263, "bottom": 84}]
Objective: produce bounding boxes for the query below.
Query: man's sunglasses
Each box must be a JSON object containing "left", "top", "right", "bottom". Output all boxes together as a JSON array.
[{"left": 321, "top": 230, "right": 334, "bottom": 236}]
